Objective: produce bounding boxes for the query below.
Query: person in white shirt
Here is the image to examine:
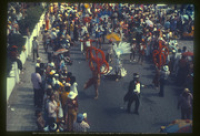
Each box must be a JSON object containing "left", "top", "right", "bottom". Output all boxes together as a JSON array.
[
  {"left": 32, "top": 36, "right": 39, "bottom": 62},
  {"left": 48, "top": 94, "right": 59, "bottom": 122},
  {"left": 31, "top": 67, "right": 42, "bottom": 107}
]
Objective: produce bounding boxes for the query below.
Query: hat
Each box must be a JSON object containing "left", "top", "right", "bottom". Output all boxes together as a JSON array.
[
  {"left": 52, "top": 28, "right": 56, "bottom": 31},
  {"left": 153, "top": 28, "right": 157, "bottom": 31},
  {"left": 183, "top": 88, "right": 190, "bottom": 94},
  {"left": 65, "top": 82, "right": 71, "bottom": 87},
  {"left": 50, "top": 70, "right": 56, "bottom": 75},
  {"left": 162, "top": 65, "right": 169, "bottom": 72},
  {"left": 35, "top": 63, "right": 40, "bottom": 68},
  {"left": 133, "top": 73, "right": 139, "bottom": 78},
  {"left": 68, "top": 91, "right": 78, "bottom": 99},
  {"left": 77, "top": 113, "right": 84, "bottom": 123},
  {"left": 54, "top": 73, "right": 59, "bottom": 77},
  {"left": 47, "top": 85, "right": 52, "bottom": 89},
  {"left": 172, "top": 49, "right": 176, "bottom": 53},
  {"left": 37, "top": 57, "right": 41, "bottom": 61},
  {"left": 132, "top": 38, "right": 136, "bottom": 41}
]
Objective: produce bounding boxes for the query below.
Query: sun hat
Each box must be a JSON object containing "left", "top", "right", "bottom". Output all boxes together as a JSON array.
[
  {"left": 183, "top": 88, "right": 190, "bottom": 94},
  {"left": 162, "top": 65, "right": 169, "bottom": 72},
  {"left": 35, "top": 63, "right": 40, "bottom": 68},
  {"left": 77, "top": 113, "right": 84, "bottom": 123},
  {"left": 50, "top": 62, "right": 55, "bottom": 67}
]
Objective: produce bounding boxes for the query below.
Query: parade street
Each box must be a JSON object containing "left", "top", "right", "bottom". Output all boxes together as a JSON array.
[
  {"left": 6, "top": 3, "right": 194, "bottom": 133},
  {"left": 7, "top": 31, "right": 193, "bottom": 132}
]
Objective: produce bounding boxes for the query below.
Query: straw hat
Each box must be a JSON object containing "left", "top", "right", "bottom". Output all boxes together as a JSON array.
[{"left": 183, "top": 88, "right": 190, "bottom": 94}]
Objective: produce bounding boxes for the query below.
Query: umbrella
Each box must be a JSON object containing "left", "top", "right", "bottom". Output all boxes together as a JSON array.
[
  {"left": 54, "top": 48, "right": 69, "bottom": 55},
  {"left": 106, "top": 32, "right": 121, "bottom": 42},
  {"left": 182, "top": 51, "right": 193, "bottom": 56},
  {"left": 160, "top": 119, "right": 192, "bottom": 133}
]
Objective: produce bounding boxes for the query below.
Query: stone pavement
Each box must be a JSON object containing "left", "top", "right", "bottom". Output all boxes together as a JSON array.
[{"left": 6, "top": 30, "right": 48, "bottom": 131}]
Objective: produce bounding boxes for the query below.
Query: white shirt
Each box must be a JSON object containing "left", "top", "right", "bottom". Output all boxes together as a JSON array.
[
  {"left": 71, "top": 82, "right": 78, "bottom": 95},
  {"left": 48, "top": 100, "right": 58, "bottom": 118},
  {"left": 133, "top": 83, "right": 140, "bottom": 94},
  {"left": 31, "top": 73, "right": 41, "bottom": 89}
]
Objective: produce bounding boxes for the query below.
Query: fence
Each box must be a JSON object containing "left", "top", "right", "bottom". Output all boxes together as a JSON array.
[{"left": 7, "top": 12, "right": 45, "bottom": 101}]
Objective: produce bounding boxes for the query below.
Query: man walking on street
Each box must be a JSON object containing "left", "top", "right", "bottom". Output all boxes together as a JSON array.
[
  {"left": 32, "top": 36, "right": 39, "bottom": 62},
  {"left": 31, "top": 66, "right": 43, "bottom": 108},
  {"left": 124, "top": 73, "right": 143, "bottom": 115}
]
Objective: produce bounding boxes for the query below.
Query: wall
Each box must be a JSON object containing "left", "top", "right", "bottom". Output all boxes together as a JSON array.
[{"left": 7, "top": 12, "right": 45, "bottom": 101}]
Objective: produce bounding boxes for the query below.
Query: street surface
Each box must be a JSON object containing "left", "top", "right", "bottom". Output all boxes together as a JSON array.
[{"left": 6, "top": 30, "right": 194, "bottom": 133}]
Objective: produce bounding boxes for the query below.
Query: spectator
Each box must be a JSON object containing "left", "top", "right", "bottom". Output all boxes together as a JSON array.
[
  {"left": 177, "top": 88, "right": 193, "bottom": 119},
  {"left": 73, "top": 113, "right": 90, "bottom": 132},
  {"left": 31, "top": 66, "right": 43, "bottom": 107},
  {"left": 35, "top": 110, "right": 46, "bottom": 131},
  {"left": 32, "top": 36, "right": 39, "bottom": 62},
  {"left": 48, "top": 93, "right": 59, "bottom": 123}
]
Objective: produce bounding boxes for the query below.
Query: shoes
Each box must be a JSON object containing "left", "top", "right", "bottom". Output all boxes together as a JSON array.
[{"left": 130, "top": 60, "right": 132, "bottom": 62}]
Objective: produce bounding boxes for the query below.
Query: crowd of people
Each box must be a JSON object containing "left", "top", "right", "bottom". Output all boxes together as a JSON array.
[{"left": 26, "top": 3, "right": 194, "bottom": 132}]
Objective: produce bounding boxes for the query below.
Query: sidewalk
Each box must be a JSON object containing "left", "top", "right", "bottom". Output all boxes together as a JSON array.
[{"left": 6, "top": 30, "right": 47, "bottom": 131}]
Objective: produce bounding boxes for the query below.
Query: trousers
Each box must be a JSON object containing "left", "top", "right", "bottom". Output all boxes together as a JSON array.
[
  {"left": 127, "top": 93, "right": 140, "bottom": 112},
  {"left": 34, "top": 88, "right": 43, "bottom": 107}
]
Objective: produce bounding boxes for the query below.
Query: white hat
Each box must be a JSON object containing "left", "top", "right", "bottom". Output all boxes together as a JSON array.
[
  {"left": 65, "top": 82, "right": 71, "bottom": 87},
  {"left": 51, "top": 62, "right": 55, "bottom": 67},
  {"left": 47, "top": 85, "right": 52, "bottom": 89},
  {"left": 162, "top": 65, "right": 169, "bottom": 72},
  {"left": 54, "top": 73, "right": 59, "bottom": 77},
  {"left": 35, "top": 63, "right": 40, "bottom": 67},
  {"left": 68, "top": 91, "right": 78, "bottom": 99}
]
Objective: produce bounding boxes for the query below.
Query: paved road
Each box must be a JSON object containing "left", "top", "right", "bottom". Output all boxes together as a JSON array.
[
  {"left": 67, "top": 39, "right": 194, "bottom": 133},
  {"left": 6, "top": 30, "right": 193, "bottom": 133}
]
